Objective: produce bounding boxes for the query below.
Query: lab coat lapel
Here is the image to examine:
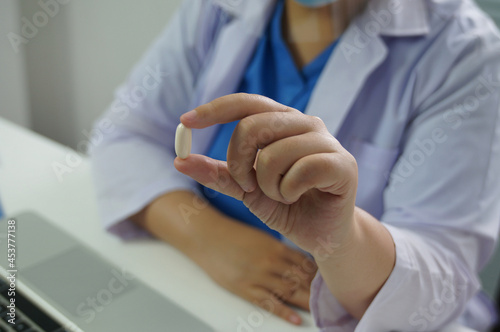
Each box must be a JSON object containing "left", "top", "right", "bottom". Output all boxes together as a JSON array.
[
  {"left": 306, "top": 19, "right": 388, "bottom": 136},
  {"left": 192, "top": 0, "right": 276, "bottom": 108}
]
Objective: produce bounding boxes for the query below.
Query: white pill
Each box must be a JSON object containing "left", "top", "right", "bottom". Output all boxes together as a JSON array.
[{"left": 175, "top": 123, "right": 192, "bottom": 159}]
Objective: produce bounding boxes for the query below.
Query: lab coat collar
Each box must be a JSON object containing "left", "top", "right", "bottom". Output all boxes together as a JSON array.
[
  {"left": 305, "top": 21, "right": 389, "bottom": 135},
  {"left": 213, "top": 0, "right": 431, "bottom": 37},
  {"left": 366, "top": 0, "right": 430, "bottom": 37},
  {"left": 191, "top": 0, "right": 277, "bottom": 108},
  {"left": 212, "top": 0, "right": 276, "bottom": 35},
  {"left": 211, "top": 0, "right": 246, "bottom": 17}
]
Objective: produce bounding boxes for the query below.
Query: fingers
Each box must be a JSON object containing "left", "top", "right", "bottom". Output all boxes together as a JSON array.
[
  {"left": 272, "top": 270, "right": 311, "bottom": 311},
  {"left": 280, "top": 152, "right": 358, "bottom": 203},
  {"left": 173, "top": 154, "right": 279, "bottom": 221},
  {"left": 264, "top": 248, "right": 315, "bottom": 311},
  {"left": 180, "top": 93, "right": 296, "bottom": 129},
  {"left": 174, "top": 154, "right": 245, "bottom": 201},
  {"left": 232, "top": 245, "right": 314, "bottom": 319},
  {"left": 286, "top": 288, "right": 310, "bottom": 311},
  {"left": 245, "top": 287, "right": 303, "bottom": 325},
  {"left": 228, "top": 112, "right": 326, "bottom": 192},
  {"left": 175, "top": 151, "right": 355, "bottom": 210},
  {"left": 256, "top": 132, "right": 339, "bottom": 202},
  {"left": 282, "top": 250, "right": 318, "bottom": 291},
  {"left": 174, "top": 153, "right": 289, "bottom": 230},
  {"left": 178, "top": 93, "right": 343, "bottom": 202},
  {"left": 229, "top": 253, "right": 310, "bottom": 325}
]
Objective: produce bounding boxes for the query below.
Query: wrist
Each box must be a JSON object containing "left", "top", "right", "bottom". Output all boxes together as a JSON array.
[
  {"left": 311, "top": 207, "right": 395, "bottom": 319},
  {"left": 135, "top": 191, "right": 229, "bottom": 258},
  {"left": 310, "top": 207, "right": 359, "bottom": 263}
]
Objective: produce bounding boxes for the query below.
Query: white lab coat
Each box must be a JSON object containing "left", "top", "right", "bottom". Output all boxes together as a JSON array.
[{"left": 90, "top": 0, "right": 500, "bottom": 330}]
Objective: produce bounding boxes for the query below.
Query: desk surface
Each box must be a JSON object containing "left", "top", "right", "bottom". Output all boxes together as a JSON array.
[{"left": 0, "top": 118, "right": 477, "bottom": 332}]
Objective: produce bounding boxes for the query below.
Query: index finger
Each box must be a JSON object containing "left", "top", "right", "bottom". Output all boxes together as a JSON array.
[{"left": 180, "top": 93, "right": 295, "bottom": 129}]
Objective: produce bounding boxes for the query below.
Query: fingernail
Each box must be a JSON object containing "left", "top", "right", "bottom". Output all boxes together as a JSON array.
[
  {"left": 242, "top": 185, "right": 252, "bottom": 193},
  {"left": 242, "top": 182, "right": 257, "bottom": 193},
  {"left": 288, "top": 314, "right": 301, "bottom": 325},
  {"left": 181, "top": 109, "right": 197, "bottom": 122}
]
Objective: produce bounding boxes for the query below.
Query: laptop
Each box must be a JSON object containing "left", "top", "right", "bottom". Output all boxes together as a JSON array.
[{"left": 0, "top": 211, "right": 215, "bottom": 332}]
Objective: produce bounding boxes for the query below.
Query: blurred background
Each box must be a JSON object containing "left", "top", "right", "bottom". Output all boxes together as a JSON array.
[
  {"left": 1, "top": 0, "right": 182, "bottom": 148},
  {"left": 1, "top": 0, "right": 500, "bottom": 321}
]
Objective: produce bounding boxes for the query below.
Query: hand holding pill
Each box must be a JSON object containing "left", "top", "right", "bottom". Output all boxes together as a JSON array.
[{"left": 174, "top": 93, "right": 358, "bottom": 255}]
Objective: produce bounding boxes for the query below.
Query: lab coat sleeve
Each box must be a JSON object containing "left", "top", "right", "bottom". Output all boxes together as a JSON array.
[
  {"left": 89, "top": 0, "right": 225, "bottom": 239},
  {"left": 310, "top": 14, "right": 500, "bottom": 332}
]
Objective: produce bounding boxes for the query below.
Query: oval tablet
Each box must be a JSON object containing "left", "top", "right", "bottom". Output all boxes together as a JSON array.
[{"left": 175, "top": 123, "right": 192, "bottom": 159}]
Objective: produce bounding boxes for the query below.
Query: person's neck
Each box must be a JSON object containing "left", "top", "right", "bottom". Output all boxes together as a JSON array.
[{"left": 283, "top": 0, "right": 366, "bottom": 69}]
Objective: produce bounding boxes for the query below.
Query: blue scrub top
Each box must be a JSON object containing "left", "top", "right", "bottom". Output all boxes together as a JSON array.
[{"left": 201, "top": 0, "right": 339, "bottom": 238}]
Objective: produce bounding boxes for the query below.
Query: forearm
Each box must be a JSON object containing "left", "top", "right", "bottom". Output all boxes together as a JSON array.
[
  {"left": 130, "top": 190, "right": 231, "bottom": 262},
  {"left": 313, "top": 207, "right": 396, "bottom": 320}
]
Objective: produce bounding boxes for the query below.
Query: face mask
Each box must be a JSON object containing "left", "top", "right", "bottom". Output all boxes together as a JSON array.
[{"left": 294, "top": 0, "right": 338, "bottom": 8}]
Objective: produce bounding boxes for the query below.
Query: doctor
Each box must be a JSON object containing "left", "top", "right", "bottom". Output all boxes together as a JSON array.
[{"left": 90, "top": 0, "right": 500, "bottom": 330}]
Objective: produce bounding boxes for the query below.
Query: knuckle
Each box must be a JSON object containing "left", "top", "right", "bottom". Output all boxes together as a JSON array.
[
  {"left": 236, "top": 116, "right": 257, "bottom": 138},
  {"left": 276, "top": 282, "right": 296, "bottom": 300},
  {"left": 236, "top": 92, "right": 251, "bottom": 99},
  {"left": 227, "top": 159, "right": 243, "bottom": 178},
  {"left": 303, "top": 259, "right": 318, "bottom": 274},
  {"left": 292, "top": 160, "right": 315, "bottom": 185},
  {"left": 307, "top": 115, "right": 326, "bottom": 130},
  {"left": 348, "top": 152, "right": 358, "bottom": 170},
  {"left": 342, "top": 150, "right": 358, "bottom": 176},
  {"left": 319, "top": 153, "right": 334, "bottom": 170},
  {"left": 286, "top": 106, "right": 301, "bottom": 115},
  {"left": 262, "top": 255, "right": 279, "bottom": 270},
  {"left": 256, "top": 149, "right": 275, "bottom": 170},
  {"left": 272, "top": 288, "right": 285, "bottom": 299},
  {"left": 269, "top": 112, "right": 288, "bottom": 132}
]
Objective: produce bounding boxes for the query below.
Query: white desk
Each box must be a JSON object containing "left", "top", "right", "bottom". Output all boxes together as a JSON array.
[{"left": 0, "top": 118, "right": 477, "bottom": 332}]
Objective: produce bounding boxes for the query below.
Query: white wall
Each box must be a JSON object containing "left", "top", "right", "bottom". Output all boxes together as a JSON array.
[
  {"left": 66, "top": 0, "right": 183, "bottom": 149},
  {"left": 19, "top": 0, "right": 77, "bottom": 146},
  {"left": 477, "top": 0, "right": 500, "bottom": 26},
  {"left": 3, "top": 0, "right": 182, "bottom": 148},
  {"left": 0, "top": 0, "right": 31, "bottom": 128}
]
